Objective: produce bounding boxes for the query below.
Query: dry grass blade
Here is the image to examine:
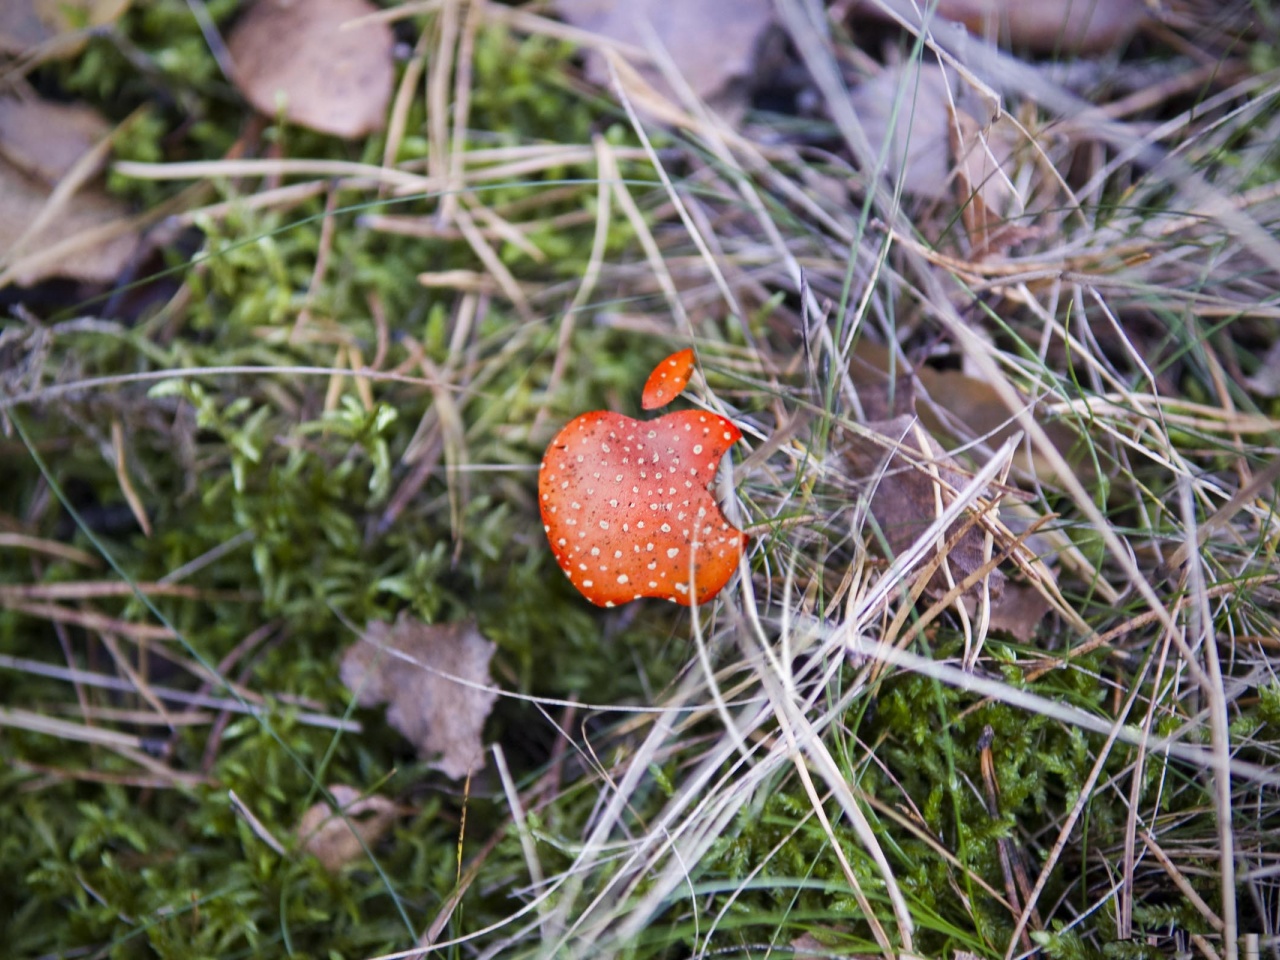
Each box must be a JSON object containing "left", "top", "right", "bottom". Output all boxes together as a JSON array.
[
  {"left": 0, "top": 707, "right": 206, "bottom": 787},
  {"left": 0, "top": 652, "right": 361, "bottom": 731},
  {"left": 0, "top": 533, "right": 100, "bottom": 566}
]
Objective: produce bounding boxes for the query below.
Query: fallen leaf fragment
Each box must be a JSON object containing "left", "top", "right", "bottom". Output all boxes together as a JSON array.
[
  {"left": 0, "top": 0, "right": 130, "bottom": 59},
  {"left": 844, "top": 0, "right": 1147, "bottom": 54},
  {"left": 554, "top": 0, "right": 775, "bottom": 114},
  {"left": 297, "top": 785, "right": 404, "bottom": 871},
  {"left": 841, "top": 415, "right": 1006, "bottom": 602},
  {"left": 850, "top": 62, "right": 958, "bottom": 202},
  {"left": 227, "top": 0, "right": 394, "bottom": 139},
  {"left": 948, "top": 105, "right": 1036, "bottom": 258},
  {"left": 842, "top": 402, "right": 1060, "bottom": 638},
  {"left": 986, "top": 579, "right": 1051, "bottom": 643},
  {"left": 850, "top": 339, "right": 1087, "bottom": 485},
  {"left": 1245, "top": 340, "right": 1280, "bottom": 397},
  {"left": 0, "top": 158, "right": 138, "bottom": 287},
  {"left": 851, "top": 62, "right": 1018, "bottom": 207},
  {"left": 340, "top": 616, "right": 498, "bottom": 779},
  {"left": 0, "top": 95, "right": 141, "bottom": 287},
  {"left": 0, "top": 98, "right": 112, "bottom": 184},
  {"left": 791, "top": 931, "right": 874, "bottom": 959},
  {"left": 931, "top": 0, "right": 1149, "bottom": 55}
]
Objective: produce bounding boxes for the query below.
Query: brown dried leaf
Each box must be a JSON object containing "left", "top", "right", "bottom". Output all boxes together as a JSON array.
[
  {"left": 851, "top": 62, "right": 961, "bottom": 202},
  {"left": 842, "top": 415, "right": 1006, "bottom": 602},
  {"left": 790, "top": 932, "right": 872, "bottom": 959},
  {"left": 986, "top": 579, "right": 1052, "bottom": 643},
  {"left": 297, "top": 785, "right": 403, "bottom": 872},
  {"left": 932, "top": 0, "right": 1149, "bottom": 55},
  {"left": 851, "top": 61, "right": 1022, "bottom": 210},
  {"left": 850, "top": 339, "right": 1087, "bottom": 485},
  {"left": 0, "top": 162, "right": 138, "bottom": 286},
  {"left": 789, "top": 932, "right": 832, "bottom": 958},
  {"left": 227, "top": 0, "right": 394, "bottom": 139},
  {"left": 948, "top": 105, "right": 1038, "bottom": 258},
  {"left": 340, "top": 616, "right": 498, "bottom": 779},
  {"left": 0, "top": 0, "right": 129, "bottom": 58},
  {"left": 0, "top": 96, "right": 140, "bottom": 287},
  {"left": 849, "top": 344, "right": 1063, "bottom": 637},
  {"left": 851, "top": 348, "right": 916, "bottom": 423},
  {"left": 0, "top": 97, "right": 113, "bottom": 185},
  {"left": 554, "top": 0, "right": 775, "bottom": 115},
  {"left": 1245, "top": 340, "right": 1280, "bottom": 398}
]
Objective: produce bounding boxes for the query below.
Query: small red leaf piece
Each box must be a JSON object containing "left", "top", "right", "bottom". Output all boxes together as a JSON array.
[
  {"left": 539, "top": 408, "right": 747, "bottom": 607},
  {"left": 642, "top": 348, "right": 696, "bottom": 410}
]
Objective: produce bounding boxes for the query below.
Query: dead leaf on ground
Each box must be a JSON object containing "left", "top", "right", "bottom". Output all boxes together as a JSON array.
[
  {"left": 0, "top": 97, "right": 113, "bottom": 184},
  {"left": 843, "top": 414, "right": 1007, "bottom": 603},
  {"left": 850, "top": 61, "right": 1024, "bottom": 214},
  {"left": 297, "top": 784, "right": 405, "bottom": 872},
  {"left": 850, "top": 61, "right": 975, "bottom": 202},
  {"left": 850, "top": 338, "right": 1088, "bottom": 486},
  {"left": 844, "top": 0, "right": 1148, "bottom": 54},
  {"left": 931, "top": 0, "right": 1149, "bottom": 55},
  {"left": 340, "top": 615, "right": 498, "bottom": 780},
  {"left": 846, "top": 362, "right": 1061, "bottom": 640},
  {"left": 986, "top": 579, "right": 1052, "bottom": 642},
  {"left": 554, "top": 0, "right": 775, "bottom": 116},
  {"left": 227, "top": 0, "right": 394, "bottom": 139},
  {"left": 0, "top": 97, "right": 139, "bottom": 287},
  {"left": 789, "top": 933, "right": 827, "bottom": 958},
  {"left": 948, "top": 105, "right": 1040, "bottom": 258},
  {"left": 790, "top": 931, "right": 871, "bottom": 959},
  {"left": 0, "top": 0, "right": 130, "bottom": 59},
  {"left": 1245, "top": 340, "right": 1280, "bottom": 397}
]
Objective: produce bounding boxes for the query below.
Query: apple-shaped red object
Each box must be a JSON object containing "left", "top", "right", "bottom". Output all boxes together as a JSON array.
[{"left": 539, "top": 352, "right": 747, "bottom": 607}]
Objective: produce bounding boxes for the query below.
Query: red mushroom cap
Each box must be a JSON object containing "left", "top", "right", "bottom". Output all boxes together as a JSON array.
[
  {"left": 641, "top": 348, "right": 696, "bottom": 410},
  {"left": 539, "top": 409, "right": 747, "bottom": 607}
]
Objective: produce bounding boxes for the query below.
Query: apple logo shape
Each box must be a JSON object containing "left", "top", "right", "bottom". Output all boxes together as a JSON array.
[{"left": 539, "top": 351, "right": 748, "bottom": 607}]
